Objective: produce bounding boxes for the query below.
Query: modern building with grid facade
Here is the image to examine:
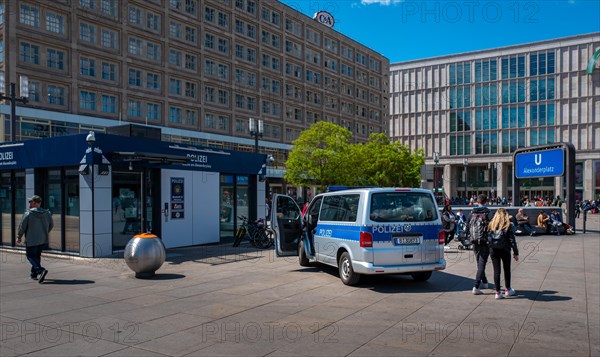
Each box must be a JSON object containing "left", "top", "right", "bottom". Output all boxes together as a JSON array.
[
  {"left": 389, "top": 33, "right": 600, "bottom": 203},
  {"left": 0, "top": 0, "right": 389, "bottom": 177}
]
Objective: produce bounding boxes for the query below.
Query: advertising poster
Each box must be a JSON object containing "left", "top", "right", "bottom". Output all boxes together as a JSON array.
[{"left": 171, "top": 177, "right": 185, "bottom": 219}]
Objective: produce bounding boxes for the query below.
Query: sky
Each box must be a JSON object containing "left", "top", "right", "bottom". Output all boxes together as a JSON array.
[{"left": 279, "top": 0, "right": 600, "bottom": 63}]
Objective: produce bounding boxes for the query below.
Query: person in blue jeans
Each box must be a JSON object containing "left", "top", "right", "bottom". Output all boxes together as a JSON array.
[
  {"left": 469, "top": 194, "right": 491, "bottom": 295},
  {"left": 488, "top": 208, "right": 520, "bottom": 299},
  {"left": 17, "top": 195, "right": 53, "bottom": 283}
]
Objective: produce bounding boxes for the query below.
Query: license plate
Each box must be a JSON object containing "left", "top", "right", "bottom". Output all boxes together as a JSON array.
[{"left": 394, "top": 236, "right": 420, "bottom": 245}]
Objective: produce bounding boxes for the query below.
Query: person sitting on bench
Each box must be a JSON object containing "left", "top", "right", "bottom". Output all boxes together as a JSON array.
[{"left": 516, "top": 208, "right": 535, "bottom": 236}]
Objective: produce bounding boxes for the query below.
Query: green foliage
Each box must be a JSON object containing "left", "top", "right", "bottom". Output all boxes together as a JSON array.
[{"left": 284, "top": 123, "right": 425, "bottom": 189}]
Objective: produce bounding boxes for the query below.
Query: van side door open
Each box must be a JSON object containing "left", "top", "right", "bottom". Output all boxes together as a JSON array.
[{"left": 271, "top": 194, "right": 303, "bottom": 256}]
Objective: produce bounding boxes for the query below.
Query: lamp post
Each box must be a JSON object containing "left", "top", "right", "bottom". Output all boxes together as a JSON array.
[
  {"left": 463, "top": 158, "right": 468, "bottom": 203},
  {"left": 248, "top": 118, "right": 263, "bottom": 222},
  {"left": 433, "top": 152, "right": 439, "bottom": 203},
  {"left": 86, "top": 131, "right": 96, "bottom": 257},
  {"left": 248, "top": 118, "right": 263, "bottom": 153},
  {"left": 0, "top": 73, "right": 29, "bottom": 142}
]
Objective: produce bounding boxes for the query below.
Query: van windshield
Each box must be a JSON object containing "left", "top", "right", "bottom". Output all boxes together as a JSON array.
[{"left": 370, "top": 192, "right": 438, "bottom": 222}]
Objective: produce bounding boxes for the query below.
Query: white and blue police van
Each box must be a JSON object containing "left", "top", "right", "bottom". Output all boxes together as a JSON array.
[{"left": 270, "top": 188, "right": 446, "bottom": 285}]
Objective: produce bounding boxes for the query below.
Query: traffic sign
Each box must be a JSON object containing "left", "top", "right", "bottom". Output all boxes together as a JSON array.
[{"left": 515, "top": 148, "right": 564, "bottom": 179}]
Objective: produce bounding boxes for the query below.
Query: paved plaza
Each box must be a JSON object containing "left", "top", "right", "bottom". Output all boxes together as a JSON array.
[{"left": 1, "top": 215, "right": 598, "bottom": 356}]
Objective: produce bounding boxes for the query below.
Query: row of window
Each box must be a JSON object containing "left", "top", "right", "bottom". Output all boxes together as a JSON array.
[
  {"left": 450, "top": 128, "right": 555, "bottom": 156},
  {"left": 448, "top": 79, "right": 556, "bottom": 108},
  {"left": 449, "top": 52, "right": 556, "bottom": 85},
  {"left": 448, "top": 103, "right": 555, "bottom": 133},
  {"left": 18, "top": 40, "right": 383, "bottom": 98},
  {"left": 17, "top": 2, "right": 384, "bottom": 74}
]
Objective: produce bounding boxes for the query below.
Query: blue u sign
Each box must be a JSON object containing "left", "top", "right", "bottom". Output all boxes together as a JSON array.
[{"left": 515, "top": 148, "right": 564, "bottom": 179}]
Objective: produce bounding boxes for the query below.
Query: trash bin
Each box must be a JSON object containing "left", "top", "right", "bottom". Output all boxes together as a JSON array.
[{"left": 124, "top": 233, "right": 166, "bottom": 278}]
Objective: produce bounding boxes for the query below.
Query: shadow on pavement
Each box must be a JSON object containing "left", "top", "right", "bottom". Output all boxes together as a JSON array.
[
  {"left": 512, "top": 289, "right": 572, "bottom": 302},
  {"left": 41, "top": 279, "right": 95, "bottom": 285},
  {"left": 131, "top": 273, "right": 186, "bottom": 280}
]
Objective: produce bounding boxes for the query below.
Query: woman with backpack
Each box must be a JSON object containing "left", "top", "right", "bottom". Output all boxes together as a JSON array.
[
  {"left": 441, "top": 205, "right": 457, "bottom": 250},
  {"left": 487, "top": 208, "right": 520, "bottom": 300}
]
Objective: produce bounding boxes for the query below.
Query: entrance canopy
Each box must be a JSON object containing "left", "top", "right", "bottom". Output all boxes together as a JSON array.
[{"left": 0, "top": 133, "right": 266, "bottom": 175}]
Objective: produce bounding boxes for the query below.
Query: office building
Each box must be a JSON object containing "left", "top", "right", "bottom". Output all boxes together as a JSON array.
[
  {"left": 389, "top": 33, "right": 600, "bottom": 203},
  {"left": 0, "top": 0, "right": 389, "bottom": 254}
]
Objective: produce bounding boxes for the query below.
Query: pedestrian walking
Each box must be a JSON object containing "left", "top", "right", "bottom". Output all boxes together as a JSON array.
[
  {"left": 468, "top": 194, "right": 491, "bottom": 295},
  {"left": 441, "top": 205, "right": 457, "bottom": 250},
  {"left": 487, "top": 208, "right": 519, "bottom": 299},
  {"left": 17, "top": 195, "right": 53, "bottom": 283}
]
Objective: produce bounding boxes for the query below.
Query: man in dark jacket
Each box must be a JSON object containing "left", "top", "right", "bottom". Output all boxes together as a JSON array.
[
  {"left": 468, "top": 194, "right": 491, "bottom": 295},
  {"left": 17, "top": 195, "right": 53, "bottom": 283}
]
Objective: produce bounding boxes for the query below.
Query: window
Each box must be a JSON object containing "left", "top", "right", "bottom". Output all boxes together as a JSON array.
[
  {"left": 20, "top": 43, "right": 40, "bottom": 64},
  {"left": 46, "top": 12, "right": 65, "bottom": 34},
  {"left": 185, "top": 82, "right": 196, "bottom": 98},
  {"left": 321, "top": 194, "right": 360, "bottom": 222},
  {"left": 146, "top": 72, "right": 160, "bottom": 90},
  {"left": 169, "top": 78, "right": 182, "bottom": 95},
  {"left": 102, "top": 62, "right": 116, "bottom": 80},
  {"left": 101, "top": 0, "right": 116, "bottom": 16},
  {"left": 129, "top": 6, "right": 142, "bottom": 25},
  {"left": 218, "top": 12, "right": 229, "bottom": 28},
  {"left": 218, "top": 38, "right": 229, "bottom": 54},
  {"left": 449, "top": 62, "right": 471, "bottom": 85},
  {"left": 169, "top": 49, "right": 182, "bottom": 66},
  {"left": 129, "top": 99, "right": 142, "bottom": 117},
  {"left": 474, "top": 59, "right": 497, "bottom": 82},
  {"left": 501, "top": 55, "right": 526, "bottom": 79},
  {"left": 185, "top": 26, "right": 197, "bottom": 43},
  {"left": 205, "top": 86, "right": 215, "bottom": 103},
  {"left": 47, "top": 49, "right": 65, "bottom": 70},
  {"left": 204, "top": 6, "right": 215, "bottom": 22},
  {"left": 185, "top": 54, "right": 197, "bottom": 71},
  {"left": 129, "top": 37, "right": 142, "bottom": 55},
  {"left": 169, "top": 107, "right": 182, "bottom": 123},
  {"left": 146, "top": 103, "right": 161, "bottom": 121},
  {"left": 170, "top": 22, "right": 182, "bottom": 39},
  {"left": 80, "top": 22, "right": 97, "bottom": 43},
  {"left": 101, "top": 95, "right": 116, "bottom": 113},
  {"left": 20, "top": 3, "right": 40, "bottom": 27},
  {"left": 147, "top": 13, "right": 161, "bottom": 32},
  {"left": 147, "top": 42, "right": 161, "bottom": 61},
  {"left": 185, "top": 109, "right": 197, "bottom": 126},
  {"left": 80, "top": 91, "right": 97, "bottom": 110},
  {"left": 28, "top": 81, "right": 41, "bottom": 102},
  {"left": 218, "top": 89, "right": 229, "bottom": 105},
  {"left": 101, "top": 29, "right": 117, "bottom": 49},
  {"left": 80, "top": 57, "right": 96, "bottom": 77},
  {"left": 205, "top": 34, "right": 215, "bottom": 49},
  {"left": 48, "top": 85, "right": 65, "bottom": 105},
  {"left": 129, "top": 68, "right": 142, "bottom": 87}
]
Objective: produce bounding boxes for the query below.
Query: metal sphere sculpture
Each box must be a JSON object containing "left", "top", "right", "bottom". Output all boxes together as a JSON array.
[{"left": 124, "top": 233, "right": 166, "bottom": 278}]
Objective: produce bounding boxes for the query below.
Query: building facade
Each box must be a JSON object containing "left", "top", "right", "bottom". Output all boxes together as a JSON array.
[
  {"left": 390, "top": 33, "right": 600, "bottom": 204},
  {"left": 0, "top": 0, "right": 389, "bottom": 187},
  {"left": 0, "top": 0, "right": 389, "bottom": 255}
]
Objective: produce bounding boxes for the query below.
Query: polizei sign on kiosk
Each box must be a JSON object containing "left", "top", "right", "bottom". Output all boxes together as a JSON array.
[{"left": 515, "top": 148, "right": 565, "bottom": 178}]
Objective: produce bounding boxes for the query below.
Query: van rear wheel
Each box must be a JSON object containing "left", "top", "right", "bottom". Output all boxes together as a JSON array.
[
  {"left": 339, "top": 252, "right": 360, "bottom": 285},
  {"left": 298, "top": 240, "right": 310, "bottom": 267},
  {"left": 411, "top": 271, "right": 432, "bottom": 282}
]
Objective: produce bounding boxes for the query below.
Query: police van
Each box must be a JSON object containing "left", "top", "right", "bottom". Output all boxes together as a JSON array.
[{"left": 270, "top": 188, "right": 446, "bottom": 285}]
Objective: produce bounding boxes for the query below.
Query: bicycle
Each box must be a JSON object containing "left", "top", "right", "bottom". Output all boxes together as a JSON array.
[{"left": 232, "top": 216, "right": 273, "bottom": 249}]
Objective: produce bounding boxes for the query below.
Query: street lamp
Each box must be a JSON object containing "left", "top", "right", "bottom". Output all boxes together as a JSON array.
[
  {"left": 86, "top": 131, "right": 96, "bottom": 257},
  {"left": 433, "top": 152, "right": 439, "bottom": 203},
  {"left": 248, "top": 118, "right": 263, "bottom": 153},
  {"left": 463, "top": 158, "right": 468, "bottom": 203},
  {"left": 0, "top": 72, "right": 29, "bottom": 142}
]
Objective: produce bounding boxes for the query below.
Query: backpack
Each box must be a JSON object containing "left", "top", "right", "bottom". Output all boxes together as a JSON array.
[
  {"left": 469, "top": 212, "right": 488, "bottom": 245},
  {"left": 488, "top": 230, "right": 506, "bottom": 249}
]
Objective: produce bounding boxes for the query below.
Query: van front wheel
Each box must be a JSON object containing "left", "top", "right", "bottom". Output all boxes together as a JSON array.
[
  {"left": 339, "top": 252, "right": 360, "bottom": 285},
  {"left": 411, "top": 271, "right": 432, "bottom": 282}
]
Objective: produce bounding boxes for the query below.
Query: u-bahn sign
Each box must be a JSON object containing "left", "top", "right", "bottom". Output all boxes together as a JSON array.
[
  {"left": 515, "top": 148, "right": 564, "bottom": 179},
  {"left": 512, "top": 143, "right": 576, "bottom": 230}
]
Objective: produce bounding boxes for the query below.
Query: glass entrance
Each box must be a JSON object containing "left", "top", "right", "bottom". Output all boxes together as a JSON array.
[{"left": 112, "top": 171, "right": 142, "bottom": 250}]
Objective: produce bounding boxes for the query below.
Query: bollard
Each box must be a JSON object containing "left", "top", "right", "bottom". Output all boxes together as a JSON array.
[{"left": 124, "top": 233, "right": 166, "bottom": 278}]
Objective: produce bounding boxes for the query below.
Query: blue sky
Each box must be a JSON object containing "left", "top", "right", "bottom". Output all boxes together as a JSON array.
[{"left": 279, "top": 0, "right": 600, "bottom": 63}]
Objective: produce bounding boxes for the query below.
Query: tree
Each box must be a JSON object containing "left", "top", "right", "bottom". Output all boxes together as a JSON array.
[
  {"left": 284, "top": 121, "right": 352, "bottom": 189},
  {"left": 284, "top": 123, "right": 425, "bottom": 189}
]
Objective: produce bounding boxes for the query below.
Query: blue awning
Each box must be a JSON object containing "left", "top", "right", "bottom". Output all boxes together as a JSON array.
[{"left": 0, "top": 133, "right": 266, "bottom": 175}]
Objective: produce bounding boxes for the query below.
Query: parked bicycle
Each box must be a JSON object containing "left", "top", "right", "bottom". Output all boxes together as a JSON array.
[{"left": 232, "top": 215, "right": 273, "bottom": 249}]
